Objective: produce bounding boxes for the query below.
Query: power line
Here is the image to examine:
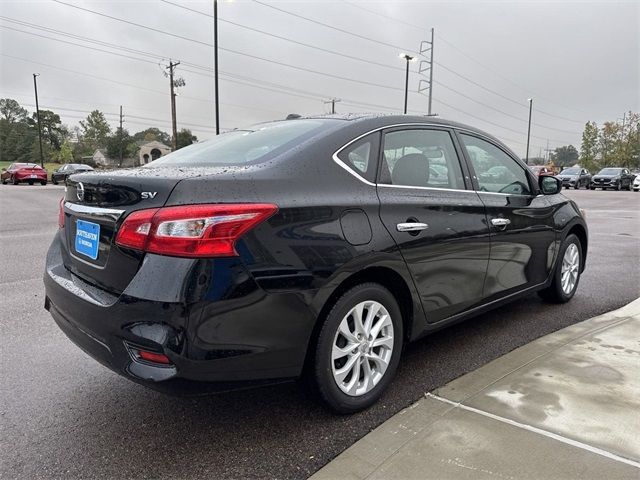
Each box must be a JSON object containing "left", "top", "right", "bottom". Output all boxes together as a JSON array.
[
  {"left": 159, "top": 0, "right": 405, "bottom": 73},
  {"left": 249, "top": 0, "right": 418, "bottom": 54},
  {"left": 45, "top": 3, "right": 411, "bottom": 92},
  {"left": 340, "top": 1, "right": 590, "bottom": 119}
]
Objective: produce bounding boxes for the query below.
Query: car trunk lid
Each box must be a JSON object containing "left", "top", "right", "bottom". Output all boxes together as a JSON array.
[{"left": 61, "top": 168, "right": 207, "bottom": 294}]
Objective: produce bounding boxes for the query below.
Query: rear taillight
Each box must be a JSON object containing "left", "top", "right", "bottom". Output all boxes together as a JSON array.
[
  {"left": 115, "top": 204, "right": 277, "bottom": 258},
  {"left": 58, "top": 198, "right": 65, "bottom": 228}
]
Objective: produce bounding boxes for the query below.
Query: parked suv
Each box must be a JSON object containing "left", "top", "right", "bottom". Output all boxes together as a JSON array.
[
  {"left": 44, "top": 115, "right": 588, "bottom": 413},
  {"left": 558, "top": 167, "right": 591, "bottom": 189},
  {"left": 590, "top": 167, "right": 634, "bottom": 190}
]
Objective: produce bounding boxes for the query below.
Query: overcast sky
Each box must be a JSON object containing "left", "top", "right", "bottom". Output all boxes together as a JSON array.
[{"left": 1, "top": 0, "right": 638, "bottom": 157}]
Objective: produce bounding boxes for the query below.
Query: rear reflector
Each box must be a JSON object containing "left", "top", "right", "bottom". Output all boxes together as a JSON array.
[
  {"left": 115, "top": 204, "right": 277, "bottom": 258},
  {"left": 137, "top": 349, "right": 172, "bottom": 365}
]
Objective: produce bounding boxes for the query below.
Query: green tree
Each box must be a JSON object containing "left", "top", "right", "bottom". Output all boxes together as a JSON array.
[
  {"left": 105, "top": 128, "right": 139, "bottom": 166},
  {"left": 0, "top": 98, "right": 36, "bottom": 162},
  {"left": 34, "top": 110, "right": 68, "bottom": 151},
  {"left": 0, "top": 98, "right": 28, "bottom": 124},
  {"left": 79, "top": 110, "right": 111, "bottom": 152},
  {"left": 176, "top": 128, "right": 197, "bottom": 149},
  {"left": 55, "top": 140, "right": 74, "bottom": 164},
  {"left": 552, "top": 145, "right": 579, "bottom": 167},
  {"left": 580, "top": 121, "right": 598, "bottom": 171},
  {"left": 598, "top": 121, "right": 621, "bottom": 167},
  {"left": 133, "top": 127, "right": 171, "bottom": 146}
]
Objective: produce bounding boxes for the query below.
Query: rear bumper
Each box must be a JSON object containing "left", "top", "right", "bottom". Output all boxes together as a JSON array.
[
  {"left": 43, "top": 232, "right": 317, "bottom": 393},
  {"left": 14, "top": 172, "right": 47, "bottom": 182}
]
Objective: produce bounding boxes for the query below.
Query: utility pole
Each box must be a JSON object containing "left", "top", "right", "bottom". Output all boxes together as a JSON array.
[
  {"left": 32, "top": 73, "right": 44, "bottom": 168},
  {"left": 167, "top": 60, "right": 180, "bottom": 151},
  {"left": 213, "top": 0, "right": 220, "bottom": 135},
  {"left": 418, "top": 29, "right": 435, "bottom": 115},
  {"left": 323, "top": 98, "right": 341, "bottom": 114},
  {"left": 525, "top": 98, "right": 533, "bottom": 164},
  {"left": 118, "top": 105, "right": 124, "bottom": 167},
  {"left": 428, "top": 28, "right": 434, "bottom": 116}
]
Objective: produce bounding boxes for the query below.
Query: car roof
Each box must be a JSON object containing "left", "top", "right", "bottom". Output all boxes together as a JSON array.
[{"left": 296, "top": 113, "right": 512, "bottom": 152}]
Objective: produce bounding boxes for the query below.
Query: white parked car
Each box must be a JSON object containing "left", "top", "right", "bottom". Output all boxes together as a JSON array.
[{"left": 633, "top": 174, "right": 640, "bottom": 192}]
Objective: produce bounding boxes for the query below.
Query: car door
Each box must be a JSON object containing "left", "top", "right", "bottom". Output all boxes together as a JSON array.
[
  {"left": 376, "top": 127, "right": 490, "bottom": 323},
  {"left": 457, "top": 132, "right": 556, "bottom": 299}
]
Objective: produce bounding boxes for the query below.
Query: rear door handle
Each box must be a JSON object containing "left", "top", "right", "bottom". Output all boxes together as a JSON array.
[
  {"left": 396, "top": 222, "right": 429, "bottom": 232},
  {"left": 491, "top": 218, "right": 511, "bottom": 228}
]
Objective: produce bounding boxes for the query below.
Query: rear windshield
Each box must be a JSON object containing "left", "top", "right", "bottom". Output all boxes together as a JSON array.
[
  {"left": 598, "top": 168, "right": 622, "bottom": 175},
  {"left": 147, "top": 120, "right": 333, "bottom": 167},
  {"left": 561, "top": 168, "right": 580, "bottom": 174}
]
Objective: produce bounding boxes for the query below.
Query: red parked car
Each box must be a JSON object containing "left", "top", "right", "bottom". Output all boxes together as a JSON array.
[
  {"left": 529, "top": 165, "right": 555, "bottom": 177},
  {"left": 1, "top": 163, "right": 47, "bottom": 185}
]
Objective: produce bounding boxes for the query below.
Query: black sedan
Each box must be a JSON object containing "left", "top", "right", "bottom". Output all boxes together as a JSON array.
[
  {"left": 44, "top": 114, "right": 588, "bottom": 413},
  {"left": 51, "top": 163, "right": 94, "bottom": 185},
  {"left": 590, "top": 167, "right": 634, "bottom": 190}
]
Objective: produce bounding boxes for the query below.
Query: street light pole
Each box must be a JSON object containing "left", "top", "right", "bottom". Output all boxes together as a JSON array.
[
  {"left": 399, "top": 53, "right": 415, "bottom": 114},
  {"left": 525, "top": 98, "right": 533, "bottom": 164},
  {"left": 213, "top": 0, "right": 220, "bottom": 135},
  {"left": 33, "top": 73, "right": 44, "bottom": 168}
]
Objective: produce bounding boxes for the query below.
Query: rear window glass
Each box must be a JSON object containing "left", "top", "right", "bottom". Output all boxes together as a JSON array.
[{"left": 147, "top": 120, "right": 331, "bottom": 167}]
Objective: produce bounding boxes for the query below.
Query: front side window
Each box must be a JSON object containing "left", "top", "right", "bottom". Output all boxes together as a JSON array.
[
  {"left": 336, "top": 132, "right": 379, "bottom": 182},
  {"left": 460, "top": 134, "right": 532, "bottom": 195},
  {"left": 379, "top": 129, "right": 465, "bottom": 189}
]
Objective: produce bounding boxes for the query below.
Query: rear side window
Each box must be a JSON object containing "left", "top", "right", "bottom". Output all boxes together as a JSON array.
[
  {"left": 148, "top": 120, "right": 332, "bottom": 167},
  {"left": 336, "top": 132, "right": 380, "bottom": 182},
  {"left": 379, "top": 129, "right": 465, "bottom": 189},
  {"left": 460, "top": 134, "right": 532, "bottom": 195}
]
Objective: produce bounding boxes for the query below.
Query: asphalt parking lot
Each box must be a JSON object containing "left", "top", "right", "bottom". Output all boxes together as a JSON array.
[{"left": 1, "top": 184, "right": 639, "bottom": 479}]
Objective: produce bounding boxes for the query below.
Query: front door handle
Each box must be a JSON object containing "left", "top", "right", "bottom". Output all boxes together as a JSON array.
[
  {"left": 491, "top": 218, "right": 511, "bottom": 228},
  {"left": 396, "top": 222, "right": 429, "bottom": 232}
]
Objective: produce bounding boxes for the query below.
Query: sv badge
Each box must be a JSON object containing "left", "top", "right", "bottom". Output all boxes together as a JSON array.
[{"left": 141, "top": 192, "right": 158, "bottom": 199}]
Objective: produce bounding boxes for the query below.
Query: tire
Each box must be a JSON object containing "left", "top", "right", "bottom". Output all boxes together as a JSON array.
[
  {"left": 28, "top": 181, "right": 34, "bottom": 186},
  {"left": 312, "top": 283, "right": 403, "bottom": 414},
  {"left": 538, "top": 233, "right": 582, "bottom": 303},
  {"left": 52, "top": 179, "right": 58, "bottom": 185},
  {"left": 589, "top": 186, "right": 595, "bottom": 190},
  {"left": 616, "top": 183, "right": 621, "bottom": 191},
  {"left": 40, "top": 181, "right": 47, "bottom": 186},
  {"left": 12, "top": 177, "right": 18, "bottom": 185}
]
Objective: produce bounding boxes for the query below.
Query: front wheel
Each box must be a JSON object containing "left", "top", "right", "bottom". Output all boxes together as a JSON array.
[
  {"left": 312, "top": 283, "right": 403, "bottom": 414},
  {"left": 539, "top": 234, "right": 582, "bottom": 303}
]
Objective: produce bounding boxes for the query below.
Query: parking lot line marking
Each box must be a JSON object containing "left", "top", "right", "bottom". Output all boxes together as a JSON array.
[{"left": 426, "top": 393, "right": 640, "bottom": 469}]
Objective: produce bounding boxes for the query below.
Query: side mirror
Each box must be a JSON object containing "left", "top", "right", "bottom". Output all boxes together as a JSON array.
[{"left": 539, "top": 175, "right": 561, "bottom": 195}]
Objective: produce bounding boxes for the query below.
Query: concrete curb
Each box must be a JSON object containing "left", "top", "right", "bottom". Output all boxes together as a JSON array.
[{"left": 311, "top": 298, "right": 640, "bottom": 480}]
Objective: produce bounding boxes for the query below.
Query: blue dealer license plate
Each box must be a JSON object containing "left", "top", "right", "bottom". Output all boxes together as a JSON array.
[{"left": 75, "top": 220, "right": 100, "bottom": 260}]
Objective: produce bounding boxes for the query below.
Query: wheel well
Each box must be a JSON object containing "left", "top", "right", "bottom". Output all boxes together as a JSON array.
[
  {"left": 302, "top": 267, "right": 414, "bottom": 375},
  {"left": 567, "top": 224, "right": 588, "bottom": 270}
]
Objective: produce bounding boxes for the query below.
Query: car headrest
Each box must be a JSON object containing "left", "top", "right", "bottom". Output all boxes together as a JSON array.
[{"left": 392, "top": 154, "right": 430, "bottom": 186}]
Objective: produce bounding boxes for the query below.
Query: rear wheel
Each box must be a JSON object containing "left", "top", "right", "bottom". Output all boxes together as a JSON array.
[
  {"left": 12, "top": 177, "right": 18, "bottom": 185},
  {"left": 312, "top": 283, "right": 403, "bottom": 414},
  {"left": 539, "top": 234, "right": 582, "bottom": 303}
]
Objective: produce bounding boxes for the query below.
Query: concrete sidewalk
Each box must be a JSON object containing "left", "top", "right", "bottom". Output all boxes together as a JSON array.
[{"left": 312, "top": 299, "right": 640, "bottom": 480}]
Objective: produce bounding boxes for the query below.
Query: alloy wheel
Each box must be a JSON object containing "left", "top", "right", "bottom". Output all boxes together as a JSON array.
[
  {"left": 331, "top": 301, "right": 394, "bottom": 397},
  {"left": 561, "top": 243, "right": 580, "bottom": 295}
]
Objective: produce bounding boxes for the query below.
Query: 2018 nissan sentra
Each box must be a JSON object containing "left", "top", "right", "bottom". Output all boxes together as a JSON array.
[{"left": 43, "top": 114, "right": 588, "bottom": 413}]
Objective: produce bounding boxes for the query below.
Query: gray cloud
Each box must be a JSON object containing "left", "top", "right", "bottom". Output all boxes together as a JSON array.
[{"left": 1, "top": 0, "right": 638, "bottom": 157}]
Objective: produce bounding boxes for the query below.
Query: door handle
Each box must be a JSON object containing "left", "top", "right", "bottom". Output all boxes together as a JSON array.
[
  {"left": 491, "top": 218, "right": 511, "bottom": 228},
  {"left": 396, "top": 222, "right": 429, "bottom": 232}
]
